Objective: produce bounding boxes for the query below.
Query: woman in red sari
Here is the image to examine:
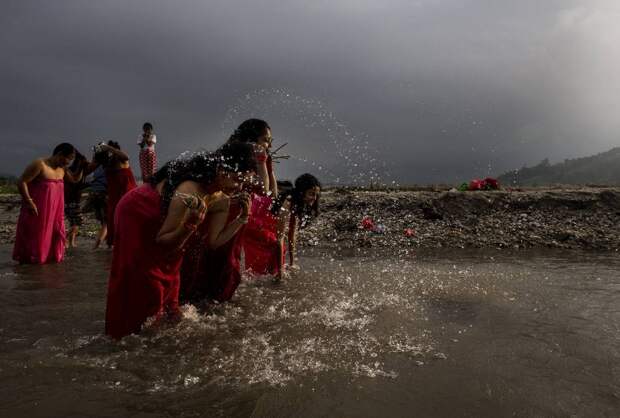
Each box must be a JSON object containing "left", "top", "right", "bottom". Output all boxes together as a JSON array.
[
  {"left": 180, "top": 119, "right": 274, "bottom": 303},
  {"left": 104, "top": 142, "right": 256, "bottom": 339},
  {"left": 100, "top": 141, "right": 137, "bottom": 248},
  {"left": 13, "top": 143, "right": 79, "bottom": 264}
]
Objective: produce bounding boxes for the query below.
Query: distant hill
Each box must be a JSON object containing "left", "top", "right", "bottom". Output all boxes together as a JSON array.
[{"left": 497, "top": 147, "right": 620, "bottom": 186}]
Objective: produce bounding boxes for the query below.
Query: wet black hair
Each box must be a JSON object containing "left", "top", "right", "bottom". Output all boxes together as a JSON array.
[
  {"left": 227, "top": 119, "right": 270, "bottom": 144},
  {"left": 272, "top": 173, "right": 321, "bottom": 227},
  {"left": 143, "top": 122, "right": 153, "bottom": 131},
  {"left": 66, "top": 151, "right": 89, "bottom": 184},
  {"left": 93, "top": 145, "right": 110, "bottom": 167},
  {"left": 151, "top": 141, "right": 257, "bottom": 210},
  {"left": 68, "top": 150, "right": 87, "bottom": 171},
  {"left": 107, "top": 140, "right": 121, "bottom": 150},
  {"left": 52, "top": 142, "right": 75, "bottom": 157}
]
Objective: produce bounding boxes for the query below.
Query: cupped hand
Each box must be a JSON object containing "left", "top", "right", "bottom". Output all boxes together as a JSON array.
[
  {"left": 185, "top": 196, "right": 208, "bottom": 226},
  {"left": 237, "top": 192, "right": 252, "bottom": 217}
]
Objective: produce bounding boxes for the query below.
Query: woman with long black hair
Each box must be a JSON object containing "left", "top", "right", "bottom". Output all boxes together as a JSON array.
[{"left": 105, "top": 142, "right": 256, "bottom": 339}]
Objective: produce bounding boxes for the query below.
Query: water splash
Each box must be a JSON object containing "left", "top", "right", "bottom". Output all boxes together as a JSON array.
[{"left": 221, "top": 88, "right": 390, "bottom": 186}]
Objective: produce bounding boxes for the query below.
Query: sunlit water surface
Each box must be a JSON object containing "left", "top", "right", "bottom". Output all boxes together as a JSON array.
[{"left": 1, "top": 245, "right": 619, "bottom": 417}]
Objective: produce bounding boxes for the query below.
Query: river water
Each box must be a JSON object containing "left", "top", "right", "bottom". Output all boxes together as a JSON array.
[{"left": 1, "top": 245, "right": 619, "bottom": 417}]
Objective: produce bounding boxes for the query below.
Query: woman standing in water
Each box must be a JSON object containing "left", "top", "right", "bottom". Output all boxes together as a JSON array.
[
  {"left": 102, "top": 141, "right": 136, "bottom": 247},
  {"left": 271, "top": 173, "right": 321, "bottom": 279},
  {"left": 13, "top": 143, "right": 78, "bottom": 264},
  {"left": 63, "top": 151, "right": 90, "bottom": 248},
  {"left": 105, "top": 142, "right": 256, "bottom": 340},
  {"left": 83, "top": 146, "right": 110, "bottom": 248},
  {"left": 138, "top": 122, "right": 157, "bottom": 182},
  {"left": 227, "top": 119, "right": 284, "bottom": 278},
  {"left": 180, "top": 119, "right": 273, "bottom": 303}
]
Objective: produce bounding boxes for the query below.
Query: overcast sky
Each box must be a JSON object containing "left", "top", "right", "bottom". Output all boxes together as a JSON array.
[{"left": 2, "top": 0, "right": 619, "bottom": 184}]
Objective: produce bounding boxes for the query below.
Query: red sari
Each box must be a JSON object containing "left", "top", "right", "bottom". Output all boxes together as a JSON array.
[
  {"left": 13, "top": 179, "right": 65, "bottom": 264},
  {"left": 105, "top": 184, "right": 182, "bottom": 340},
  {"left": 180, "top": 207, "right": 244, "bottom": 303},
  {"left": 243, "top": 194, "right": 282, "bottom": 276},
  {"left": 106, "top": 167, "right": 136, "bottom": 246}
]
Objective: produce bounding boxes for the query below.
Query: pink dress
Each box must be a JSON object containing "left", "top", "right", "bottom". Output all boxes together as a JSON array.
[{"left": 13, "top": 178, "right": 66, "bottom": 264}]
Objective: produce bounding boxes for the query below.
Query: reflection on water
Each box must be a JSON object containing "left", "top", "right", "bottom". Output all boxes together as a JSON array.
[{"left": 1, "top": 245, "right": 619, "bottom": 417}]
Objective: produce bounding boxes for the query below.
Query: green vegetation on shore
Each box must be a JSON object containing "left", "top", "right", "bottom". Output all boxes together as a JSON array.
[
  {"left": 497, "top": 147, "right": 620, "bottom": 186},
  {"left": 0, "top": 176, "right": 17, "bottom": 194}
]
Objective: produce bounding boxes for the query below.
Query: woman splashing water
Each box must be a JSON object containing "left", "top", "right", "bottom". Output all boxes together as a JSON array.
[
  {"left": 180, "top": 119, "right": 272, "bottom": 303},
  {"left": 13, "top": 143, "right": 79, "bottom": 264},
  {"left": 104, "top": 142, "right": 256, "bottom": 340}
]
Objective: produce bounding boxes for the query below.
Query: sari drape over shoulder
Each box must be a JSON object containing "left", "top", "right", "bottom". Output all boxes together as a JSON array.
[
  {"left": 105, "top": 167, "right": 136, "bottom": 246},
  {"left": 105, "top": 185, "right": 182, "bottom": 340}
]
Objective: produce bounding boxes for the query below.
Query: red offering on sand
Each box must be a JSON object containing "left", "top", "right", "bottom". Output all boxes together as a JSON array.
[
  {"left": 105, "top": 185, "right": 182, "bottom": 340},
  {"left": 13, "top": 179, "right": 66, "bottom": 264},
  {"left": 244, "top": 194, "right": 283, "bottom": 276},
  {"left": 361, "top": 216, "right": 375, "bottom": 230},
  {"left": 106, "top": 167, "right": 137, "bottom": 246},
  {"left": 404, "top": 228, "right": 415, "bottom": 237}
]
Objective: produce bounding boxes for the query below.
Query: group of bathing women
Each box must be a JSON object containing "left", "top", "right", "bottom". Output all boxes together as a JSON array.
[{"left": 12, "top": 119, "right": 322, "bottom": 340}]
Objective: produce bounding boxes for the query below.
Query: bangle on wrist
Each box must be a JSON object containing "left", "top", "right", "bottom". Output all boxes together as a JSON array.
[
  {"left": 183, "top": 221, "right": 198, "bottom": 232},
  {"left": 237, "top": 216, "right": 249, "bottom": 225}
]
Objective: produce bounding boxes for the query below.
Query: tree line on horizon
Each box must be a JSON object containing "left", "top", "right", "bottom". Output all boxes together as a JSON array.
[{"left": 497, "top": 147, "right": 620, "bottom": 186}]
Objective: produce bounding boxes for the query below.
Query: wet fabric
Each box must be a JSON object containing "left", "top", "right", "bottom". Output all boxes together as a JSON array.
[
  {"left": 89, "top": 166, "right": 107, "bottom": 193},
  {"left": 139, "top": 148, "right": 157, "bottom": 182},
  {"left": 180, "top": 206, "right": 244, "bottom": 303},
  {"left": 82, "top": 191, "right": 107, "bottom": 224},
  {"left": 105, "top": 167, "right": 136, "bottom": 246},
  {"left": 179, "top": 221, "right": 210, "bottom": 303},
  {"left": 64, "top": 173, "right": 86, "bottom": 228},
  {"left": 243, "top": 194, "right": 282, "bottom": 276},
  {"left": 13, "top": 179, "right": 65, "bottom": 264},
  {"left": 64, "top": 202, "right": 83, "bottom": 227},
  {"left": 105, "top": 184, "right": 183, "bottom": 340}
]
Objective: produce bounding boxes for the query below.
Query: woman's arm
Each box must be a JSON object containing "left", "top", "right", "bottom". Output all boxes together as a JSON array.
[
  {"left": 18, "top": 159, "right": 43, "bottom": 215},
  {"left": 275, "top": 199, "right": 293, "bottom": 276},
  {"left": 287, "top": 215, "right": 298, "bottom": 266},
  {"left": 155, "top": 182, "right": 207, "bottom": 250},
  {"left": 101, "top": 144, "right": 130, "bottom": 162},
  {"left": 204, "top": 193, "right": 251, "bottom": 249},
  {"left": 266, "top": 155, "right": 278, "bottom": 197},
  {"left": 64, "top": 167, "right": 84, "bottom": 183},
  {"left": 83, "top": 158, "right": 99, "bottom": 176}
]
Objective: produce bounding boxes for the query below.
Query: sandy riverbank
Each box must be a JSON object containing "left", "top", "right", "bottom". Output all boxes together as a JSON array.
[{"left": 2, "top": 187, "right": 619, "bottom": 251}]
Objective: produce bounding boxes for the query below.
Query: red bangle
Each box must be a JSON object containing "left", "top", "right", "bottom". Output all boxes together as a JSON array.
[
  {"left": 183, "top": 221, "right": 198, "bottom": 232},
  {"left": 255, "top": 151, "right": 268, "bottom": 163}
]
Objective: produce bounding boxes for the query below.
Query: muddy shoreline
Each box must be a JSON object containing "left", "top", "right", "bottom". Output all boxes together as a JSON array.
[{"left": 2, "top": 187, "right": 620, "bottom": 251}]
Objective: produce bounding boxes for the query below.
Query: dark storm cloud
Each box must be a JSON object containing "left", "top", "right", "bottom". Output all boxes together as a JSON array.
[{"left": 1, "top": 0, "right": 619, "bottom": 183}]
